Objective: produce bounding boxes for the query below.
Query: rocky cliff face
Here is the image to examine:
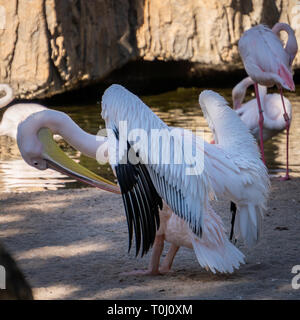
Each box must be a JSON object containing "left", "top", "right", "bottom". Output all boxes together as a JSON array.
[{"left": 0, "top": 0, "right": 299, "bottom": 99}]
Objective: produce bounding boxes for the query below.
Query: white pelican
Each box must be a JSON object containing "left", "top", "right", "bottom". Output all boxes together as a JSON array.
[
  {"left": 0, "top": 86, "right": 73, "bottom": 192},
  {"left": 238, "top": 23, "right": 298, "bottom": 173},
  {"left": 0, "top": 104, "right": 47, "bottom": 139},
  {"left": 15, "top": 85, "right": 269, "bottom": 275},
  {"left": 0, "top": 84, "right": 13, "bottom": 109},
  {"left": 232, "top": 76, "right": 292, "bottom": 177},
  {"left": 0, "top": 84, "right": 47, "bottom": 139}
]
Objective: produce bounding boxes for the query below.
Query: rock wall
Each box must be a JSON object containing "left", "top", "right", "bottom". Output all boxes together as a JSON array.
[{"left": 0, "top": 0, "right": 299, "bottom": 98}]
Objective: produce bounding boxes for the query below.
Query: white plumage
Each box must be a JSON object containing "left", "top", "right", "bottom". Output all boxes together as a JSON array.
[
  {"left": 0, "top": 84, "right": 14, "bottom": 109},
  {"left": 12, "top": 83, "right": 270, "bottom": 275},
  {"left": 238, "top": 24, "right": 295, "bottom": 90},
  {"left": 0, "top": 85, "right": 60, "bottom": 141},
  {"left": 233, "top": 76, "right": 292, "bottom": 142},
  {"left": 238, "top": 23, "right": 297, "bottom": 175},
  {"left": 102, "top": 84, "right": 213, "bottom": 239},
  {"left": 0, "top": 104, "right": 47, "bottom": 139},
  {"left": 102, "top": 85, "right": 270, "bottom": 261},
  {"left": 157, "top": 204, "right": 245, "bottom": 274},
  {"left": 199, "top": 90, "right": 270, "bottom": 247}
]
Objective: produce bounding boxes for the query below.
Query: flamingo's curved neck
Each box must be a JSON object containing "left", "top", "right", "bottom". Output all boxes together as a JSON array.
[
  {"left": 233, "top": 77, "right": 267, "bottom": 109},
  {"left": 241, "top": 76, "right": 255, "bottom": 89},
  {"left": 232, "top": 78, "right": 253, "bottom": 109},
  {"left": 29, "top": 109, "right": 105, "bottom": 159},
  {"left": 272, "top": 23, "right": 298, "bottom": 65},
  {"left": 0, "top": 84, "right": 14, "bottom": 108}
]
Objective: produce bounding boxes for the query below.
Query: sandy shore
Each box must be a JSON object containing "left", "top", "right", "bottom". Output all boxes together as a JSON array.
[{"left": 0, "top": 176, "right": 300, "bottom": 300}]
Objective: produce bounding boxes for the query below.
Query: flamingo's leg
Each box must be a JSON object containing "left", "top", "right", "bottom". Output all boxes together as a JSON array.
[
  {"left": 254, "top": 83, "right": 265, "bottom": 164},
  {"left": 159, "top": 244, "right": 180, "bottom": 274},
  {"left": 279, "top": 87, "right": 290, "bottom": 181},
  {"left": 120, "top": 235, "right": 165, "bottom": 276}
]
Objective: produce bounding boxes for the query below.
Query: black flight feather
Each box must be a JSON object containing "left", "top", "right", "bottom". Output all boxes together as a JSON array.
[{"left": 113, "top": 128, "right": 162, "bottom": 257}]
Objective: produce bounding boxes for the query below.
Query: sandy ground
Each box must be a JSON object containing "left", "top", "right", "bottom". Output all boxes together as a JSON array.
[{"left": 0, "top": 176, "right": 300, "bottom": 300}]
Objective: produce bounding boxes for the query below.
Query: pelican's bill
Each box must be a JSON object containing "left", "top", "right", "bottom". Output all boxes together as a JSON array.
[{"left": 38, "top": 128, "right": 120, "bottom": 194}]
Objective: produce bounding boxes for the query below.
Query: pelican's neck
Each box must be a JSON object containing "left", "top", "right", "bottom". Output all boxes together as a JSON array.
[
  {"left": 272, "top": 23, "right": 298, "bottom": 65},
  {"left": 29, "top": 109, "right": 105, "bottom": 159},
  {"left": 0, "top": 84, "right": 14, "bottom": 108},
  {"left": 208, "top": 107, "right": 257, "bottom": 153},
  {"left": 199, "top": 91, "right": 259, "bottom": 156}
]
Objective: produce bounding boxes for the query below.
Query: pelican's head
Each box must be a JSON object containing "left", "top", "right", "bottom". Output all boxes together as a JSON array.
[
  {"left": 17, "top": 111, "right": 49, "bottom": 170},
  {"left": 17, "top": 110, "right": 120, "bottom": 194},
  {"left": 199, "top": 90, "right": 230, "bottom": 120},
  {"left": 199, "top": 90, "right": 234, "bottom": 144}
]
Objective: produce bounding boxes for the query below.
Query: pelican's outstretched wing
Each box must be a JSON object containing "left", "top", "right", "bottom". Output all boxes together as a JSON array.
[
  {"left": 113, "top": 131, "right": 162, "bottom": 257},
  {"left": 101, "top": 84, "right": 213, "bottom": 256},
  {"left": 198, "top": 90, "right": 270, "bottom": 247}
]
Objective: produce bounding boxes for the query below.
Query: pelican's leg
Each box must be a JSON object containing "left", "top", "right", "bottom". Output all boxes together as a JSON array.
[
  {"left": 279, "top": 87, "right": 290, "bottom": 181},
  {"left": 254, "top": 83, "right": 265, "bottom": 164},
  {"left": 229, "top": 202, "right": 237, "bottom": 242},
  {"left": 159, "top": 244, "right": 180, "bottom": 274},
  {"left": 121, "top": 235, "right": 165, "bottom": 276},
  {"left": 145, "top": 234, "right": 165, "bottom": 275}
]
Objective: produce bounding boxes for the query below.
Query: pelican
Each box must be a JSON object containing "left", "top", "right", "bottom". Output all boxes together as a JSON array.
[
  {"left": 15, "top": 85, "right": 269, "bottom": 275},
  {"left": 0, "top": 84, "right": 47, "bottom": 139},
  {"left": 0, "top": 84, "right": 13, "bottom": 109},
  {"left": 0, "top": 84, "right": 62, "bottom": 143},
  {"left": 0, "top": 104, "right": 47, "bottom": 139},
  {"left": 238, "top": 23, "right": 298, "bottom": 177},
  {"left": 0, "top": 84, "right": 117, "bottom": 193}
]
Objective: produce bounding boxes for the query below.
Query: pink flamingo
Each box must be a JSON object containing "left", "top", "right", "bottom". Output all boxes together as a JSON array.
[
  {"left": 238, "top": 23, "right": 298, "bottom": 180},
  {"left": 232, "top": 76, "right": 292, "bottom": 178}
]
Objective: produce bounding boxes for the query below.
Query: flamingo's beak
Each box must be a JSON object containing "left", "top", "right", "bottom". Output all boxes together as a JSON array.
[{"left": 38, "top": 128, "right": 120, "bottom": 194}]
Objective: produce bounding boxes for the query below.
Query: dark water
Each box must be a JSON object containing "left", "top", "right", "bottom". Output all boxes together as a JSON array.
[{"left": 0, "top": 87, "right": 299, "bottom": 192}]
